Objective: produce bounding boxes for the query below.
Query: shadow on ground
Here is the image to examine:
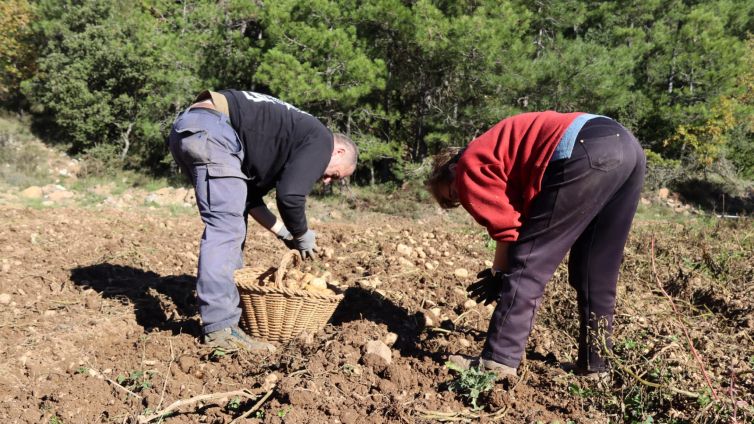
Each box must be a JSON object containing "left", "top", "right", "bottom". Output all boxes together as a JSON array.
[
  {"left": 70, "top": 263, "right": 201, "bottom": 336},
  {"left": 330, "top": 286, "right": 448, "bottom": 359},
  {"left": 675, "top": 178, "right": 754, "bottom": 215}
]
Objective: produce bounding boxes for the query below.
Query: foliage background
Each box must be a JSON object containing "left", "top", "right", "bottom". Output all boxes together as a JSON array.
[{"left": 1, "top": 0, "right": 752, "bottom": 185}]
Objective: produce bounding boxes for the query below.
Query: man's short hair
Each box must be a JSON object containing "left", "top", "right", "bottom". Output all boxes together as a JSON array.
[{"left": 333, "top": 133, "right": 358, "bottom": 168}]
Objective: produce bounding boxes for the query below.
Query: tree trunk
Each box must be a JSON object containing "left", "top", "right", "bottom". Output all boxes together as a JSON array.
[{"left": 120, "top": 122, "right": 133, "bottom": 160}]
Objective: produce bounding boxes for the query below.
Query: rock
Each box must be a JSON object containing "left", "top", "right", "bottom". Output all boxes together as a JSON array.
[
  {"left": 424, "top": 262, "right": 436, "bottom": 271},
  {"left": 484, "top": 260, "right": 493, "bottom": 267},
  {"left": 422, "top": 312, "right": 435, "bottom": 327},
  {"left": 47, "top": 190, "right": 74, "bottom": 202},
  {"left": 0, "top": 293, "right": 11, "bottom": 305},
  {"left": 177, "top": 356, "right": 198, "bottom": 374},
  {"left": 397, "top": 257, "right": 414, "bottom": 268},
  {"left": 429, "top": 307, "right": 441, "bottom": 318},
  {"left": 658, "top": 188, "right": 670, "bottom": 199},
  {"left": 84, "top": 296, "right": 101, "bottom": 310},
  {"left": 262, "top": 373, "right": 279, "bottom": 391},
  {"left": 454, "top": 268, "right": 469, "bottom": 279},
  {"left": 340, "top": 410, "right": 359, "bottom": 424},
  {"left": 459, "top": 339, "right": 471, "bottom": 348},
  {"left": 329, "top": 210, "right": 342, "bottom": 220},
  {"left": 296, "top": 331, "right": 315, "bottom": 345},
  {"left": 91, "top": 184, "right": 113, "bottom": 196},
  {"left": 1, "top": 263, "right": 9, "bottom": 273},
  {"left": 396, "top": 244, "right": 413, "bottom": 256},
  {"left": 384, "top": 332, "right": 398, "bottom": 346},
  {"left": 641, "top": 197, "right": 651, "bottom": 205},
  {"left": 463, "top": 299, "right": 477, "bottom": 310},
  {"left": 42, "top": 184, "right": 66, "bottom": 194},
  {"left": 363, "top": 340, "right": 392, "bottom": 365},
  {"left": 20, "top": 186, "right": 43, "bottom": 199},
  {"left": 144, "top": 193, "right": 160, "bottom": 205}
]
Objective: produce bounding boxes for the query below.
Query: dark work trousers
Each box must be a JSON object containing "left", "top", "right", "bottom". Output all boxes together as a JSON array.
[
  {"left": 481, "top": 118, "right": 646, "bottom": 371},
  {"left": 167, "top": 107, "right": 250, "bottom": 335}
]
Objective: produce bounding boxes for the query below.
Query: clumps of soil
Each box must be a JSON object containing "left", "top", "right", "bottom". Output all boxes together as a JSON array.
[{"left": 0, "top": 204, "right": 752, "bottom": 423}]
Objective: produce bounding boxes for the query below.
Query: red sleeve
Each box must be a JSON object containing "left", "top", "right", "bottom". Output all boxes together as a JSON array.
[{"left": 455, "top": 123, "right": 522, "bottom": 242}]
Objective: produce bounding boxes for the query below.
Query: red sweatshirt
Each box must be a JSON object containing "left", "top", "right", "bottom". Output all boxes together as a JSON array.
[{"left": 455, "top": 111, "right": 584, "bottom": 241}]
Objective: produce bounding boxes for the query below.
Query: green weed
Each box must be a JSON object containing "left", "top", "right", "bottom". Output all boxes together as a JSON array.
[
  {"left": 226, "top": 396, "right": 242, "bottom": 412},
  {"left": 210, "top": 348, "right": 228, "bottom": 359},
  {"left": 115, "top": 370, "right": 154, "bottom": 392},
  {"left": 277, "top": 407, "right": 291, "bottom": 418},
  {"left": 567, "top": 383, "right": 594, "bottom": 398},
  {"left": 445, "top": 361, "right": 497, "bottom": 410},
  {"left": 484, "top": 234, "right": 496, "bottom": 251}
]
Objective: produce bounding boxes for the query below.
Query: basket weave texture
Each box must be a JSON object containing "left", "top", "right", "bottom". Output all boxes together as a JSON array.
[{"left": 235, "top": 251, "right": 344, "bottom": 342}]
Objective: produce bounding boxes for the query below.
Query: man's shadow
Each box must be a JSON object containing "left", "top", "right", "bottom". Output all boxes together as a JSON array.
[
  {"left": 331, "top": 286, "right": 483, "bottom": 362},
  {"left": 70, "top": 263, "right": 202, "bottom": 336},
  {"left": 70, "top": 264, "right": 490, "bottom": 363}
]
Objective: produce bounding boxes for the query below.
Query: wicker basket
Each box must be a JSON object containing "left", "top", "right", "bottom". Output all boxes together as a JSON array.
[{"left": 235, "top": 251, "right": 344, "bottom": 343}]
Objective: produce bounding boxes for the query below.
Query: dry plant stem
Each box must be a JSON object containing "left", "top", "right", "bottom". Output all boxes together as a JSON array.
[
  {"left": 602, "top": 341, "right": 699, "bottom": 398},
  {"left": 137, "top": 389, "right": 257, "bottom": 423},
  {"left": 416, "top": 406, "right": 509, "bottom": 423},
  {"left": 603, "top": 342, "right": 699, "bottom": 399},
  {"left": 86, "top": 366, "right": 142, "bottom": 400},
  {"left": 107, "top": 377, "right": 143, "bottom": 399},
  {"left": 155, "top": 339, "right": 175, "bottom": 412},
  {"left": 650, "top": 236, "right": 719, "bottom": 401},
  {"left": 228, "top": 388, "right": 275, "bottom": 424},
  {"left": 415, "top": 409, "right": 476, "bottom": 422}
]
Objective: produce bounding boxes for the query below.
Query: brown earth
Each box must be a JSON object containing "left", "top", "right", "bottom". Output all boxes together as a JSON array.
[{"left": 0, "top": 197, "right": 751, "bottom": 423}]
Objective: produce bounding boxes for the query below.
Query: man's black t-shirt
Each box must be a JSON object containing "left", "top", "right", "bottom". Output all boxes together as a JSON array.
[{"left": 220, "top": 90, "right": 333, "bottom": 236}]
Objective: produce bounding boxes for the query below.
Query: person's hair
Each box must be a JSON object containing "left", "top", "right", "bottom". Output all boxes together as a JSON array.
[
  {"left": 333, "top": 133, "right": 358, "bottom": 169},
  {"left": 426, "top": 147, "right": 464, "bottom": 209}
]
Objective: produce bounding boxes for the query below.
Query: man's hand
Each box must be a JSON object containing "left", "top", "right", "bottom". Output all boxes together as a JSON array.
[
  {"left": 293, "top": 229, "right": 319, "bottom": 260},
  {"left": 274, "top": 226, "right": 297, "bottom": 250},
  {"left": 466, "top": 269, "right": 504, "bottom": 305}
]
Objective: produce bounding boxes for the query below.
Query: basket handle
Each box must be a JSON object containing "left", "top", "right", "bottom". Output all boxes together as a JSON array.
[{"left": 274, "top": 250, "right": 301, "bottom": 289}]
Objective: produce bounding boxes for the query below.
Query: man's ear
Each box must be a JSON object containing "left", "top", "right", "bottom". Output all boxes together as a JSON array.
[{"left": 333, "top": 145, "right": 347, "bottom": 157}]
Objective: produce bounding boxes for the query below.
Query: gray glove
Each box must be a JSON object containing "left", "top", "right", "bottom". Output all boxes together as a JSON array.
[
  {"left": 293, "top": 229, "right": 319, "bottom": 260},
  {"left": 274, "top": 226, "right": 296, "bottom": 250}
]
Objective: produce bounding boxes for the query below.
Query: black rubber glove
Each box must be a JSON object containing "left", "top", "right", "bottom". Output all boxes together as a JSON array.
[{"left": 466, "top": 269, "right": 504, "bottom": 305}]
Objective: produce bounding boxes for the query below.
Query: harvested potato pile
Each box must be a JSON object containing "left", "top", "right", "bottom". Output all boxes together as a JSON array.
[{"left": 235, "top": 265, "right": 338, "bottom": 296}]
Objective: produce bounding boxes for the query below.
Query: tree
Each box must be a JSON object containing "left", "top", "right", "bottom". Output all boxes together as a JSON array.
[
  {"left": 0, "top": 0, "right": 36, "bottom": 108},
  {"left": 254, "top": 0, "right": 386, "bottom": 125},
  {"left": 21, "top": 0, "right": 204, "bottom": 169}
]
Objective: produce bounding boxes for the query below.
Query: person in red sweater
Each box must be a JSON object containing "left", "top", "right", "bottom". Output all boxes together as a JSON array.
[{"left": 427, "top": 112, "right": 646, "bottom": 378}]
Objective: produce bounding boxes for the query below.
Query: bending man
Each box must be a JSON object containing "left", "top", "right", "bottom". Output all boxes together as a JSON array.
[{"left": 167, "top": 90, "right": 358, "bottom": 351}]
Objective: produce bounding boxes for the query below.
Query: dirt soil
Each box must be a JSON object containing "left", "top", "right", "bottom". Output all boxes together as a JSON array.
[{"left": 0, "top": 197, "right": 752, "bottom": 423}]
